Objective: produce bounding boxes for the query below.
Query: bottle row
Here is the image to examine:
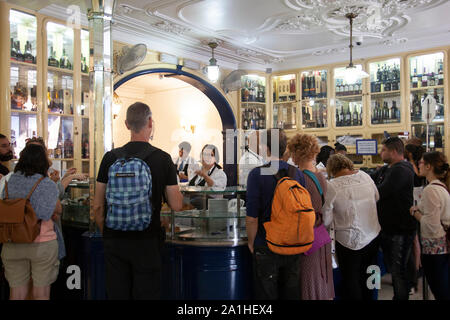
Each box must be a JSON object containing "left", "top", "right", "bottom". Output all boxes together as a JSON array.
[
  {"left": 301, "top": 71, "right": 328, "bottom": 99},
  {"left": 11, "top": 84, "right": 37, "bottom": 111},
  {"left": 335, "top": 105, "right": 363, "bottom": 127},
  {"left": 302, "top": 104, "right": 327, "bottom": 128},
  {"left": 48, "top": 46, "right": 72, "bottom": 70},
  {"left": 410, "top": 58, "right": 444, "bottom": 88},
  {"left": 371, "top": 64, "right": 401, "bottom": 93},
  {"left": 335, "top": 80, "right": 363, "bottom": 96},
  {"left": 52, "top": 134, "right": 74, "bottom": 159},
  {"left": 10, "top": 38, "right": 35, "bottom": 64},
  {"left": 412, "top": 125, "right": 444, "bottom": 149},
  {"left": 241, "top": 78, "right": 266, "bottom": 103},
  {"left": 371, "top": 100, "right": 400, "bottom": 124},
  {"left": 273, "top": 78, "right": 296, "bottom": 102},
  {"left": 241, "top": 107, "right": 266, "bottom": 130}
]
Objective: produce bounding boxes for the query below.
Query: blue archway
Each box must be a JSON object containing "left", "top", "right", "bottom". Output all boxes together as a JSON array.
[{"left": 114, "top": 66, "right": 238, "bottom": 185}]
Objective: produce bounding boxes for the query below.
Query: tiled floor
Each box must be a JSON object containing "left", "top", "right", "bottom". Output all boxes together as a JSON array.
[{"left": 378, "top": 273, "right": 435, "bottom": 300}]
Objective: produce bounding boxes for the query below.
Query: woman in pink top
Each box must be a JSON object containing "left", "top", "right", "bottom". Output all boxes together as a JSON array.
[{"left": 0, "top": 144, "right": 61, "bottom": 300}]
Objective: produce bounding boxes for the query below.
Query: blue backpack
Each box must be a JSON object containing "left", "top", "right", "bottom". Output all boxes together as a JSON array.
[{"left": 105, "top": 147, "right": 153, "bottom": 231}]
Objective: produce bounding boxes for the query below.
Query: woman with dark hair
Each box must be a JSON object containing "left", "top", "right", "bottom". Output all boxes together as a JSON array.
[
  {"left": 0, "top": 144, "right": 61, "bottom": 300},
  {"left": 410, "top": 151, "right": 450, "bottom": 300},
  {"left": 189, "top": 144, "right": 227, "bottom": 188},
  {"left": 316, "top": 145, "right": 335, "bottom": 179},
  {"left": 334, "top": 143, "right": 347, "bottom": 155}
]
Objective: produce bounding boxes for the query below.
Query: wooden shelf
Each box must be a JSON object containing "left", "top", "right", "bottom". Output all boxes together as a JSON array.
[
  {"left": 241, "top": 101, "right": 266, "bottom": 105},
  {"left": 410, "top": 85, "right": 444, "bottom": 92},
  {"left": 273, "top": 101, "right": 297, "bottom": 105},
  {"left": 10, "top": 60, "right": 37, "bottom": 67},
  {"left": 47, "top": 65, "right": 74, "bottom": 74},
  {"left": 335, "top": 94, "right": 363, "bottom": 99},
  {"left": 370, "top": 90, "right": 401, "bottom": 96},
  {"left": 301, "top": 97, "right": 327, "bottom": 102},
  {"left": 11, "top": 109, "right": 37, "bottom": 115},
  {"left": 47, "top": 112, "right": 75, "bottom": 117}
]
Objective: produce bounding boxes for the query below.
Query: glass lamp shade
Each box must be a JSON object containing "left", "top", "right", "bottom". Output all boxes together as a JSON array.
[
  {"left": 340, "top": 65, "right": 369, "bottom": 84},
  {"left": 207, "top": 64, "right": 220, "bottom": 83}
]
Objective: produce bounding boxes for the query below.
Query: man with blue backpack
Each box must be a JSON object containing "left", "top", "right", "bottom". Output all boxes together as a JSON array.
[{"left": 94, "top": 102, "right": 183, "bottom": 300}]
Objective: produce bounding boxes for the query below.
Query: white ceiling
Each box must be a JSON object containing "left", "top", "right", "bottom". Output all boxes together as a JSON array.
[
  {"left": 7, "top": 0, "right": 450, "bottom": 72},
  {"left": 119, "top": 73, "right": 192, "bottom": 94}
]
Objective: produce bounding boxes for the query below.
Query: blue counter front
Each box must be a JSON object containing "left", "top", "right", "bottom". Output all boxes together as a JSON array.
[
  {"left": 79, "top": 233, "right": 253, "bottom": 300},
  {"left": 162, "top": 241, "right": 253, "bottom": 300}
]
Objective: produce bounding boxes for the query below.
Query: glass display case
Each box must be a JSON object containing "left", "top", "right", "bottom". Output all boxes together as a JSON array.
[
  {"left": 369, "top": 58, "right": 402, "bottom": 125},
  {"left": 409, "top": 52, "right": 445, "bottom": 152},
  {"left": 162, "top": 186, "right": 247, "bottom": 243},
  {"left": 334, "top": 65, "right": 364, "bottom": 128},
  {"left": 9, "top": 9, "right": 38, "bottom": 158},
  {"left": 240, "top": 75, "right": 266, "bottom": 130},
  {"left": 272, "top": 74, "right": 297, "bottom": 130},
  {"left": 336, "top": 134, "right": 364, "bottom": 165},
  {"left": 61, "top": 181, "right": 90, "bottom": 228},
  {"left": 301, "top": 70, "right": 328, "bottom": 129}
]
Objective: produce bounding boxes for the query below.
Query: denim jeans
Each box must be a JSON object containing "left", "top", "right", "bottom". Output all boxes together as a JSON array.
[
  {"left": 252, "top": 246, "right": 301, "bottom": 300},
  {"left": 380, "top": 232, "right": 415, "bottom": 300}
]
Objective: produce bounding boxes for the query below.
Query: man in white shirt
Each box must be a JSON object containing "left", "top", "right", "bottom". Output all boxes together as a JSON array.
[
  {"left": 238, "top": 131, "right": 264, "bottom": 187},
  {"left": 173, "top": 141, "right": 197, "bottom": 183}
]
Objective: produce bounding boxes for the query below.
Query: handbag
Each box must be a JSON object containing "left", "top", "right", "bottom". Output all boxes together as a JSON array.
[
  {"left": 431, "top": 183, "right": 450, "bottom": 248},
  {"left": 303, "top": 170, "right": 331, "bottom": 256}
]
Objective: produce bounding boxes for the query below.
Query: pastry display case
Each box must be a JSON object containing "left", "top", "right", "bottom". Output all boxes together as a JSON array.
[{"left": 61, "top": 180, "right": 90, "bottom": 228}]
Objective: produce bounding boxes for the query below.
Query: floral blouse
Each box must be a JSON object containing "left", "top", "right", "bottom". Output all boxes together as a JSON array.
[{"left": 420, "top": 236, "right": 448, "bottom": 255}]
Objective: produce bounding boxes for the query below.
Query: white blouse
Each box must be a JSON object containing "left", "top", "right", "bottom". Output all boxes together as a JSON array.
[
  {"left": 418, "top": 180, "right": 450, "bottom": 239},
  {"left": 322, "top": 170, "right": 381, "bottom": 251},
  {"left": 192, "top": 164, "right": 227, "bottom": 189}
]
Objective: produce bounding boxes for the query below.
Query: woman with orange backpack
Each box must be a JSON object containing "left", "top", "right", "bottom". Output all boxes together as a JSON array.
[{"left": 287, "top": 134, "right": 335, "bottom": 300}]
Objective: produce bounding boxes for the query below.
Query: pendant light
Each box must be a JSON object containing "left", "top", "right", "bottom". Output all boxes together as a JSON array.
[
  {"left": 340, "top": 13, "right": 369, "bottom": 84},
  {"left": 206, "top": 41, "right": 220, "bottom": 83}
]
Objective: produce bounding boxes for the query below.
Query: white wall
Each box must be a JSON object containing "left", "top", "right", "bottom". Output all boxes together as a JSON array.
[{"left": 114, "top": 80, "right": 224, "bottom": 165}]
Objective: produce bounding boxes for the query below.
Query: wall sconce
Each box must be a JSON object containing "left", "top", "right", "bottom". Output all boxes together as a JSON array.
[
  {"left": 112, "top": 92, "right": 122, "bottom": 119},
  {"left": 180, "top": 118, "right": 196, "bottom": 134},
  {"left": 206, "top": 41, "right": 220, "bottom": 83}
]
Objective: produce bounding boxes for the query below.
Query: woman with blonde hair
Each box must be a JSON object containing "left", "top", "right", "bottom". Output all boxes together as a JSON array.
[
  {"left": 287, "top": 134, "right": 334, "bottom": 300},
  {"left": 410, "top": 151, "right": 450, "bottom": 300},
  {"left": 322, "top": 154, "right": 381, "bottom": 300}
]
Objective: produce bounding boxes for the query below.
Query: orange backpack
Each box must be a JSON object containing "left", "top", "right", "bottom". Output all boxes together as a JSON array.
[{"left": 264, "top": 166, "right": 315, "bottom": 255}]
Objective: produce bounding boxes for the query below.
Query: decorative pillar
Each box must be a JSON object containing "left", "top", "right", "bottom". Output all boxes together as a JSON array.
[
  {"left": 87, "top": 0, "right": 115, "bottom": 232},
  {"left": 0, "top": 0, "right": 10, "bottom": 137}
]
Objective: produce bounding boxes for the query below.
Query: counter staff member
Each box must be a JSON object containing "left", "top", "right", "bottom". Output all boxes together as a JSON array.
[
  {"left": 94, "top": 102, "right": 183, "bottom": 300},
  {"left": 189, "top": 144, "right": 227, "bottom": 188},
  {"left": 173, "top": 141, "right": 196, "bottom": 183},
  {"left": 0, "top": 134, "right": 13, "bottom": 177}
]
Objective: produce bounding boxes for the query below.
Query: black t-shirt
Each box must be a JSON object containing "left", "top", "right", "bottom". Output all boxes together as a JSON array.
[
  {"left": 0, "top": 163, "right": 9, "bottom": 176},
  {"left": 96, "top": 141, "right": 178, "bottom": 238}
]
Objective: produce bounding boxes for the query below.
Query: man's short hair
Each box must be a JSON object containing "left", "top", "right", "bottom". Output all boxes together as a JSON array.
[
  {"left": 126, "top": 102, "right": 152, "bottom": 132},
  {"left": 179, "top": 141, "right": 191, "bottom": 154},
  {"left": 0, "top": 134, "right": 6, "bottom": 140},
  {"left": 260, "top": 129, "right": 287, "bottom": 158},
  {"left": 382, "top": 137, "right": 404, "bottom": 155}
]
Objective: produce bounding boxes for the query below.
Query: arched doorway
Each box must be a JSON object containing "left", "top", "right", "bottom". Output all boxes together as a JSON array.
[{"left": 114, "top": 67, "right": 238, "bottom": 186}]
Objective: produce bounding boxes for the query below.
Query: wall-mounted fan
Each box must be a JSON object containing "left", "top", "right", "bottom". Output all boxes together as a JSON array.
[
  {"left": 116, "top": 43, "right": 147, "bottom": 75},
  {"left": 221, "top": 69, "right": 248, "bottom": 94}
]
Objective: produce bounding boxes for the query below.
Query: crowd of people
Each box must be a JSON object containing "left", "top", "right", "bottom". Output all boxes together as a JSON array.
[{"left": 0, "top": 102, "right": 449, "bottom": 301}]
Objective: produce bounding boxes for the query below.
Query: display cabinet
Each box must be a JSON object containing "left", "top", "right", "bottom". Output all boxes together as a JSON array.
[
  {"left": 300, "top": 69, "right": 329, "bottom": 130},
  {"left": 368, "top": 58, "right": 402, "bottom": 126},
  {"left": 162, "top": 186, "right": 247, "bottom": 243},
  {"left": 408, "top": 52, "right": 446, "bottom": 152},
  {"left": 240, "top": 74, "right": 267, "bottom": 131},
  {"left": 272, "top": 74, "right": 297, "bottom": 130},
  {"left": 335, "top": 134, "right": 365, "bottom": 166},
  {"left": 61, "top": 181, "right": 90, "bottom": 228},
  {"left": 9, "top": 9, "right": 38, "bottom": 158},
  {"left": 333, "top": 65, "right": 364, "bottom": 128}
]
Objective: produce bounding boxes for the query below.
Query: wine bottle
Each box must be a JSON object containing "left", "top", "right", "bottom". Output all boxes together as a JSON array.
[
  {"left": 382, "top": 101, "right": 390, "bottom": 123},
  {"left": 421, "top": 67, "right": 428, "bottom": 87},
  {"left": 358, "top": 106, "right": 363, "bottom": 126},
  {"left": 437, "top": 59, "right": 444, "bottom": 86},
  {"left": 352, "top": 106, "right": 359, "bottom": 126},
  {"left": 434, "top": 127, "right": 443, "bottom": 148},
  {"left": 335, "top": 108, "right": 340, "bottom": 127},
  {"left": 48, "top": 47, "right": 59, "bottom": 67},
  {"left": 10, "top": 38, "right": 17, "bottom": 61},
  {"left": 372, "top": 102, "right": 379, "bottom": 124},
  {"left": 24, "top": 41, "right": 34, "bottom": 64},
  {"left": 15, "top": 41, "right": 24, "bottom": 62},
  {"left": 344, "top": 107, "right": 351, "bottom": 126},
  {"left": 338, "top": 106, "right": 344, "bottom": 127}
]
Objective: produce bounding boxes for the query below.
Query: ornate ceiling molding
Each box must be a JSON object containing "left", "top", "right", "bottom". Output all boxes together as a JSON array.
[{"left": 153, "top": 20, "right": 191, "bottom": 35}]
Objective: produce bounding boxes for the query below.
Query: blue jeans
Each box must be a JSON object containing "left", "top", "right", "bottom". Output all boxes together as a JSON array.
[
  {"left": 380, "top": 232, "right": 415, "bottom": 300},
  {"left": 422, "top": 254, "right": 450, "bottom": 300}
]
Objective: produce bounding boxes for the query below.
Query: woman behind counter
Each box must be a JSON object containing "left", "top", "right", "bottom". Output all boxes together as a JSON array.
[{"left": 189, "top": 144, "right": 227, "bottom": 188}]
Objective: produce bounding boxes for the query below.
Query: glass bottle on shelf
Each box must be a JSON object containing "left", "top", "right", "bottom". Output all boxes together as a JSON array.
[
  {"left": 15, "top": 41, "right": 24, "bottom": 62},
  {"left": 437, "top": 59, "right": 444, "bottom": 85},
  {"left": 24, "top": 41, "right": 34, "bottom": 64},
  {"left": 48, "top": 46, "right": 59, "bottom": 67},
  {"left": 10, "top": 38, "right": 17, "bottom": 61},
  {"left": 60, "top": 48, "right": 72, "bottom": 70}
]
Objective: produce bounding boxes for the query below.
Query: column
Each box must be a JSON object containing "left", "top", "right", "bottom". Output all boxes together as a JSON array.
[
  {"left": 0, "top": 0, "right": 10, "bottom": 136},
  {"left": 87, "top": 0, "right": 115, "bottom": 232}
]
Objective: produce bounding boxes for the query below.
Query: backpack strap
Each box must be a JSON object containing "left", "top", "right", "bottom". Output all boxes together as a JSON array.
[
  {"left": 431, "top": 182, "right": 450, "bottom": 195},
  {"left": 112, "top": 145, "right": 154, "bottom": 163},
  {"left": 303, "top": 169, "right": 324, "bottom": 206},
  {"left": 26, "top": 176, "right": 46, "bottom": 200}
]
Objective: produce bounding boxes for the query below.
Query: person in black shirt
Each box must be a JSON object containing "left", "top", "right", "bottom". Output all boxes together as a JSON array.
[
  {"left": 371, "top": 137, "right": 415, "bottom": 300},
  {"left": 0, "top": 134, "right": 13, "bottom": 177},
  {"left": 94, "top": 102, "right": 183, "bottom": 300}
]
